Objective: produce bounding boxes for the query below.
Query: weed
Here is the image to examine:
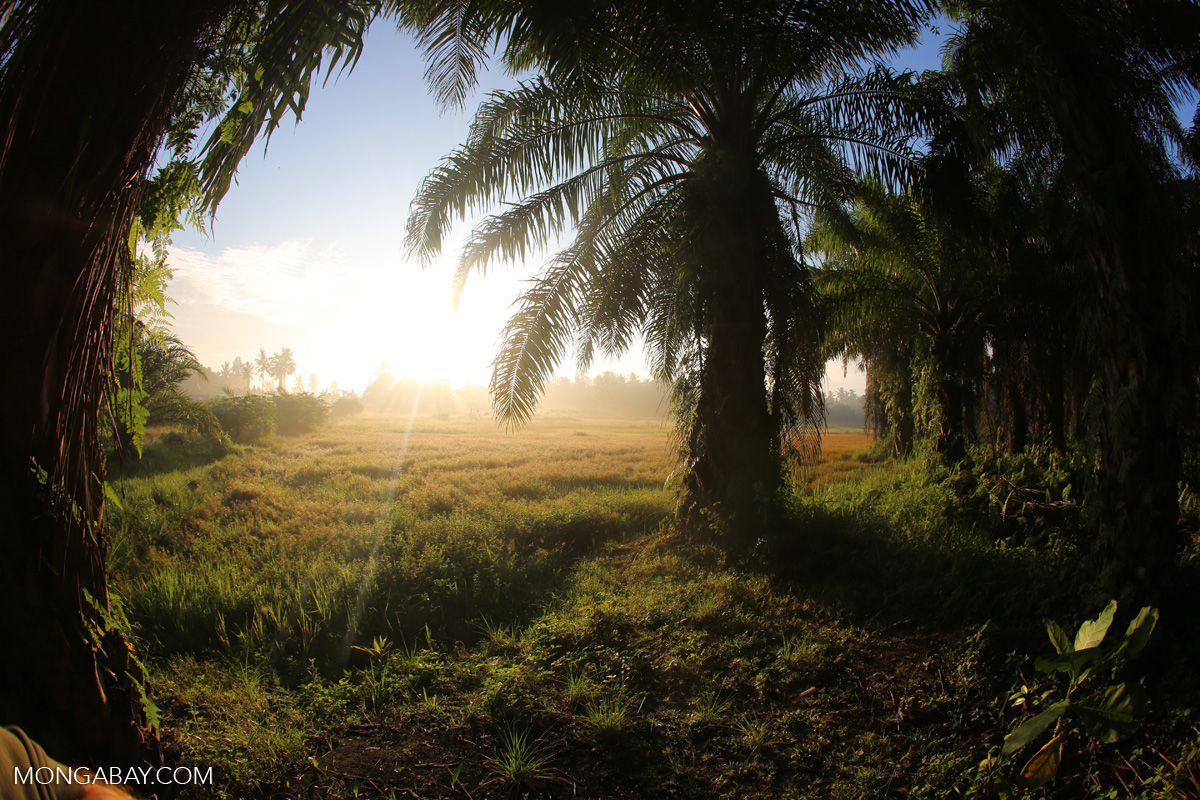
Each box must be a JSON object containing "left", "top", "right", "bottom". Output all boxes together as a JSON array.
[
  {"left": 351, "top": 634, "right": 394, "bottom": 661},
  {"left": 419, "top": 687, "right": 444, "bottom": 713},
  {"left": 688, "top": 692, "right": 734, "bottom": 728},
  {"left": 155, "top": 658, "right": 306, "bottom": 799},
  {"left": 562, "top": 670, "right": 595, "bottom": 707},
  {"left": 581, "top": 695, "right": 632, "bottom": 739},
  {"left": 778, "top": 634, "right": 820, "bottom": 666},
  {"left": 484, "top": 723, "right": 558, "bottom": 789},
  {"left": 477, "top": 615, "right": 522, "bottom": 650},
  {"left": 735, "top": 716, "right": 778, "bottom": 753}
]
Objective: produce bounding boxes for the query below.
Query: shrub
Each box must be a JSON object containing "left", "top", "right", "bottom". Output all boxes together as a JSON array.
[
  {"left": 273, "top": 391, "right": 328, "bottom": 435},
  {"left": 329, "top": 394, "right": 364, "bottom": 420},
  {"left": 209, "top": 395, "right": 276, "bottom": 443}
]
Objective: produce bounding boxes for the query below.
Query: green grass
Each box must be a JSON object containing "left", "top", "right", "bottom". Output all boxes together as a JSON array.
[{"left": 106, "top": 415, "right": 1200, "bottom": 799}]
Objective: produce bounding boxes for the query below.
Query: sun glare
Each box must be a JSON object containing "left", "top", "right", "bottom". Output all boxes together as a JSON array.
[{"left": 169, "top": 241, "right": 536, "bottom": 393}]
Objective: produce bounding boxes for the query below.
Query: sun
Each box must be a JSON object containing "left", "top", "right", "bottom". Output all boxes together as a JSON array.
[{"left": 304, "top": 253, "right": 532, "bottom": 391}]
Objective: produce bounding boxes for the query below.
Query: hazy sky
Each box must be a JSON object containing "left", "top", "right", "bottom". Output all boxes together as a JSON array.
[{"left": 167, "top": 22, "right": 948, "bottom": 394}]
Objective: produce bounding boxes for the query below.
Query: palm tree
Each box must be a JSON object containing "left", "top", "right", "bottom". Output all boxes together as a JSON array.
[
  {"left": 230, "top": 355, "right": 253, "bottom": 394},
  {"left": 273, "top": 346, "right": 297, "bottom": 390},
  {"left": 975, "top": 164, "right": 1085, "bottom": 455},
  {"left": 408, "top": 0, "right": 929, "bottom": 539},
  {"left": 0, "top": 0, "right": 385, "bottom": 762},
  {"left": 138, "top": 334, "right": 224, "bottom": 439},
  {"left": 812, "top": 179, "right": 996, "bottom": 461},
  {"left": 943, "top": 0, "right": 1200, "bottom": 600},
  {"left": 254, "top": 347, "right": 272, "bottom": 392}
]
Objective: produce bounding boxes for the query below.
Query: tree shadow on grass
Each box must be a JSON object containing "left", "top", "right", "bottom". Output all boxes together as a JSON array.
[
  {"left": 760, "top": 500, "right": 1100, "bottom": 641},
  {"left": 107, "top": 434, "right": 228, "bottom": 479}
]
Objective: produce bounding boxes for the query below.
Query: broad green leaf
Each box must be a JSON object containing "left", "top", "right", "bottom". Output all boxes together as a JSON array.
[
  {"left": 1074, "top": 600, "right": 1117, "bottom": 651},
  {"left": 1035, "top": 648, "right": 1098, "bottom": 677},
  {"left": 1016, "top": 733, "right": 1064, "bottom": 789},
  {"left": 1045, "top": 618, "right": 1073, "bottom": 655},
  {"left": 1075, "top": 682, "right": 1146, "bottom": 743},
  {"left": 238, "top": 100, "right": 254, "bottom": 114},
  {"left": 1003, "top": 701, "right": 1069, "bottom": 755},
  {"left": 1121, "top": 607, "right": 1158, "bottom": 659}
]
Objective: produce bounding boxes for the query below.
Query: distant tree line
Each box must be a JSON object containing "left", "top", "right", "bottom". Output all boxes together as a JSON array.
[
  {"left": 362, "top": 366, "right": 675, "bottom": 420},
  {"left": 824, "top": 388, "right": 865, "bottom": 429}
]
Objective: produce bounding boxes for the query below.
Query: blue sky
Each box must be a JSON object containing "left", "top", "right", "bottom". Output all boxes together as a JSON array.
[{"left": 166, "top": 22, "right": 948, "bottom": 394}]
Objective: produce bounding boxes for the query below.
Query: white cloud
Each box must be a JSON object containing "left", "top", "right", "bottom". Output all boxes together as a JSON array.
[{"left": 167, "top": 239, "right": 357, "bottom": 326}]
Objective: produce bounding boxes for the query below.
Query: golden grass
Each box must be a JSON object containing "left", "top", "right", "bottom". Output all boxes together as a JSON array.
[
  {"left": 791, "top": 428, "right": 879, "bottom": 490},
  {"left": 110, "top": 414, "right": 879, "bottom": 670}
]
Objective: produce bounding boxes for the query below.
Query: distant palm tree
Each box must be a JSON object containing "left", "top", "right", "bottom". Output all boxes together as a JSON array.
[
  {"left": 230, "top": 356, "right": 252, "bottom": 395},
  {"left": 254, "top": 347, "right": 271, "bottom": 392},
  {"left": 408, "top": 0, "right": 928, "bottom": 539},
  {"left": 273, "top": 347, "right": 297, "bottom": 390}
]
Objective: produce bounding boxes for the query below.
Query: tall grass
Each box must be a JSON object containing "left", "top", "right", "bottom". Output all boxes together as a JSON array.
[
  {"left": 106, "top": 419, "right": 1200, "bottom": 799},
  {"left": 109, "top": 415, "right": 676, "bottom": 678}
]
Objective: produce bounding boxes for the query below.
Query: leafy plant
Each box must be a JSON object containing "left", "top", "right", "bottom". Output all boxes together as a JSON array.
[
  {"left": 273, "top": 390, "right": 329, "bottom": 436},
  {"left": 329, "top": 394, "right": 364, "bottom": 420},
  {"left": 986, "top": 600, "right": 1159, "bottom": 794},
  {"left": 210, "top": 395, "right": 277, "bottom": 443}
]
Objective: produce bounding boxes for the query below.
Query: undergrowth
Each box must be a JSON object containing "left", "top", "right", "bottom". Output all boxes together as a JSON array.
[{"left": 107, "top": 417, "right": 1200, "bottom": 799}]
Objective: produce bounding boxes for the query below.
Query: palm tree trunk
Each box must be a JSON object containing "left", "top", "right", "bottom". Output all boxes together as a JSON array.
[
  {"left": 688, "top": 268, "right": 778, "bottom": 538},
  {"left": 1054, "top": 108, "right": 1191, "bottom": 603},
  {"left": 891, "top": 380, "right": 915, "bottom": 458},
  {"left": 1044, "top": 343, "right": 1067, "bottom": 453},
  {"left": 682, "top": 155, "right": 782, "bottom": 543},
  {"left": 936, "top": 374, "right": 967, "bottom": 462},
  {"left": 0, "top": 0, "right": 234, "bottom": 763}
]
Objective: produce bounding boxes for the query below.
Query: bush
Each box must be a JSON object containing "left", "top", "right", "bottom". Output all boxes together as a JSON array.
[
  {"left": 209, "top": 395, "right": 276, "bottom": 443},
  {"left": 273, "top": 391, "right": 328, "bottom": 435},
  {"left": 329, "top": 394, "right": 364, "bottom": 420}
]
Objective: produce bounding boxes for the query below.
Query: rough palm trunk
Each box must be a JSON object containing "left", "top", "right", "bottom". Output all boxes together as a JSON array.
[
  {"left": 935, "top": 374, "right": 967, "bottom": 462},
  {"left": 992, "top": 335, "right": 1029, "bottom": 453},
  {"left": 1044, "top": 348, "right": 1067, "bottom": 453},
  {"left": 890, "top": 380, "right": 915, "bottom": 458},
  {"left": 682, "top": 153, "right": 782, "bottom": 543},
  {"left": 1080, "top": 174, "right": 1188, "bottom": 603},
  {"left": 1052, "top": 104, "right": 1191, "bottom": 603},
  {"left": 0, "top": 0, "right": 234, "bottom": 763}
]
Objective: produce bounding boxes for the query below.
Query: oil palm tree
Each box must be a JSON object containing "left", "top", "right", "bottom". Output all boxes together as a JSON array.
[
  {"left": 273, "top": 346, "right": 298, "bottom": 390},
  {"left": 137, "top": 333, "right": 224, "bottom": 439},
  {"left": 0, "top": 0, "right": 389, "bottom": 762},
  {"left": 408, "top": 0, "right": 930, "bottom": 539},
  {"left": 943, "top": 0, "right": 1200, "bottom": 600},
  {"left": 811, "top": 179, "right": 995, "bottom": 462}
]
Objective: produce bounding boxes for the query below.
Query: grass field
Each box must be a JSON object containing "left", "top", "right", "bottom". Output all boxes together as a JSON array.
[{"left": 106, "top": 415, "right": 1200, "bottom": 799}]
